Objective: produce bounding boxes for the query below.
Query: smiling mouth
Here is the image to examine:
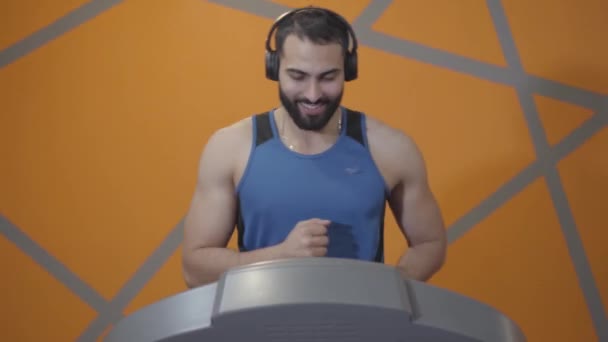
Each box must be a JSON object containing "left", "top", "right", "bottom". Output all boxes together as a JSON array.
[{"left": 299, "top": 102, "right": 326, "bottom": 115}]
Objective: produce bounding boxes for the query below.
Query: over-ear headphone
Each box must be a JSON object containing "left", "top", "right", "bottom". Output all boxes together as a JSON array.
[{"left": 264, "top": 7, "right": 359, "bottom": 82}]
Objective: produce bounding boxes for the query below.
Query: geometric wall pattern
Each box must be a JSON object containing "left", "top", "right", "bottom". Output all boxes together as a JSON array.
[{"left": 1, "top": 0, "right": 606, "bottom": 341}]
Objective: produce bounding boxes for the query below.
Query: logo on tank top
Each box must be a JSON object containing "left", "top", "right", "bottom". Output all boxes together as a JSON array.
[{"left": 345, "top": 166, "right": 361, "bottom": 175}]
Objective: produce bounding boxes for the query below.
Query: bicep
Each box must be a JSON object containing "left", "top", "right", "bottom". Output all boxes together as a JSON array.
[
  {"left": 388, "top": 139, "right": 446, "bottom": 246},
  {"left": 390, "top": 177, "right": 444, "bottom": 245},
  {"left": 183, "top": 131, "right": 238, "bottom": 252},
  {"left": 183, "top": 181, "right": 236, "bottom": 250}
]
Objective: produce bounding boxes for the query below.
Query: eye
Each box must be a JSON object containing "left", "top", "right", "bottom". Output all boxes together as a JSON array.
[
  {"left": 319, "top": 71, "right": 339, "bottom": 81},
  {"left": 286, "top": 70, "right": 307, "bottom": 81},
  {"left": 290, "top": 74, "right": 305, "bottom": 81}
]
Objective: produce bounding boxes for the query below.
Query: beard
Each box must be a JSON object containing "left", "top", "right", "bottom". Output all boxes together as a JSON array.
[{"left": 279, "top": 86, "right": 343, "bottom": 131}]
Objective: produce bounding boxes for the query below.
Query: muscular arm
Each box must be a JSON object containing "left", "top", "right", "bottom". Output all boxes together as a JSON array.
[
  {"left": 181, "top": 126, "right": 286, "bottom": 288},
  {"left": 377, "top": 127, "right": 447, "bottom": 282}
]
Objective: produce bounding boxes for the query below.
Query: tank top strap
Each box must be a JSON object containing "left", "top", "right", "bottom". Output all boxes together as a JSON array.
[
  {"left": 344, "top": 108, "right": 367, "bottom": 147},
  {"left": 253, "top": 111, "right": 274, "bottom": 147}
]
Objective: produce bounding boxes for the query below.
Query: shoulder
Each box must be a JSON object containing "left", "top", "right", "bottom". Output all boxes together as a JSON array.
[
  {"left": 363, "top": 114, "right": 427, "bottom": 187},
  {"left": 364, "top": 115, "right": 406, "bottom": 144},
  {"left": 196, "top": 116, "right": 254, "bottom": 178},
  {"left": 205, "top": 117, "right": 252, "bottom": 151}
]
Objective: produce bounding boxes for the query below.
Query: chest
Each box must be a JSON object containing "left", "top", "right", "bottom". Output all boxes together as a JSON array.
[{"left": 236, "top": 144, "right": 388, "bottom": 218}]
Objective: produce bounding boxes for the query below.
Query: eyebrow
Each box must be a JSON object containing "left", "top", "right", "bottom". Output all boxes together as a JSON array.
[{"left": 286, "top": 68, "right": 340, "bottom": 77}]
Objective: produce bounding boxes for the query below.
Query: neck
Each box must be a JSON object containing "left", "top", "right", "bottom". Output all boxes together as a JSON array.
[{"left": 276, "top": 107, "right": 342, "bottom": 154}]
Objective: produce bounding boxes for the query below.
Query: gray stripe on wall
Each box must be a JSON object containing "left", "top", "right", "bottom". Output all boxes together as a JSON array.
[
  {"left": 0, "top": 214, "right": 109, "bottom": 312},
  {"left": 75, "top": 220, "right": 185, "bottom": 342},
  {"left": 350, "top": 0, "right": 393, "bottom": 28},
  {"left": 355, "top": 29, "right": 605, "bottom": 111},
  {"left": 447, "top": 112, "right": 607, "bottom": 243},
  {"left": 207, "top": 0, "right": 289, "bottom": 19},
  {"left": 0, "top": 0, "right": 123, "bottom": 69},
  {"left": 545, "top": 167, "right": 608, "bottom": 340},
  {"left": 1, "top": 0, "right": 606, "bottom": 341},
  {"left": 485, "top": 1, "right": 607, "bottom": 340}
]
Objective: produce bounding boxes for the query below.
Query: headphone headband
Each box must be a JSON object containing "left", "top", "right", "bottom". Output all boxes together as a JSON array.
[
  {"left": 265, "top": 7, "right": 358, "bottom": 55},
  {"left": 264, "top": 7, "right": 359, "bottom": 82}
]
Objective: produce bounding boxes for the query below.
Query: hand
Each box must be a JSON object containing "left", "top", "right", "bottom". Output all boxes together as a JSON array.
[
  {"left": 396, "top": 266, "right": 412, "bottom": 280},
  {"left": 279, "top": 218, "right": 331, "bottom": 258}
]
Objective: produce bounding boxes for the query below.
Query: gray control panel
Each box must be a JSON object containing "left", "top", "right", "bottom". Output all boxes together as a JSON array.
[{"left": 104, "top": 258, "right": 526, "bottom": 341}]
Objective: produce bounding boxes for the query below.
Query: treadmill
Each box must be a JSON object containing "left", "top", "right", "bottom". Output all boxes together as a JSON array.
[{"left": 104, "top": 258, "right": 526, "bottom": 341}]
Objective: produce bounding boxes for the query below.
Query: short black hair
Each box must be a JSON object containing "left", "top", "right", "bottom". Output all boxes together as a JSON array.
[{"left": 274, "top": 7, "right": 351, "bottom": 57}]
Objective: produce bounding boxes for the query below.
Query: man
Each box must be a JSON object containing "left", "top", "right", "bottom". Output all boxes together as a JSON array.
[{"left": 181, "top": 6, "right": 447, "bottom": 287}]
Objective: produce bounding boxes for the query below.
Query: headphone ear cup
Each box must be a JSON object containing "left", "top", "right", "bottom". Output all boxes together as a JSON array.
[
  {"left": 344, "top": 51, "right": 358, "bottom": 81},
  {"left": 265, "top": 51, "right": 279, "bottom": 81}
]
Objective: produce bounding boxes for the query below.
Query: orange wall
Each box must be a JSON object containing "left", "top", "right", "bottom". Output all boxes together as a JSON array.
[{"left": 1, "top": 0, "right": 606, "bottom": 341}]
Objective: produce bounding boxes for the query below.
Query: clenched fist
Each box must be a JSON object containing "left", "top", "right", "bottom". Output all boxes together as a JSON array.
[{"left": 279, "top": 218, "right": 331, "bottom": 258}]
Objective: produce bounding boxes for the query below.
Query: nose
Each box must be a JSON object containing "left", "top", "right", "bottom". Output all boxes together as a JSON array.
[{"left": 303, "top": 80, "right": 322, "bottom": 103}]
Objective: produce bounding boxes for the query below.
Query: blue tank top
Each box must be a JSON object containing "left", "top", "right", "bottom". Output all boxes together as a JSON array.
[{"left": 235, "top": 107, "right": 390, "bottom": 262}]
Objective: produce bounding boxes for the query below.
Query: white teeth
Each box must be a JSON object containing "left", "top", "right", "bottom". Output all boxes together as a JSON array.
[{"left": 301, "top": 103, "right": 322, "bottom": 109}]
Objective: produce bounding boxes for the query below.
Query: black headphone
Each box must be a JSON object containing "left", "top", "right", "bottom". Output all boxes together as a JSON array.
[{"left": 264, "top": 7, "right": 359, "bottom": 82}]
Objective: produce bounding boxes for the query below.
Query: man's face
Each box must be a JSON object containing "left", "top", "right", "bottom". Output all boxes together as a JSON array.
[{"left": 278, "top": 34, "right": 345, "bottom": 131}]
